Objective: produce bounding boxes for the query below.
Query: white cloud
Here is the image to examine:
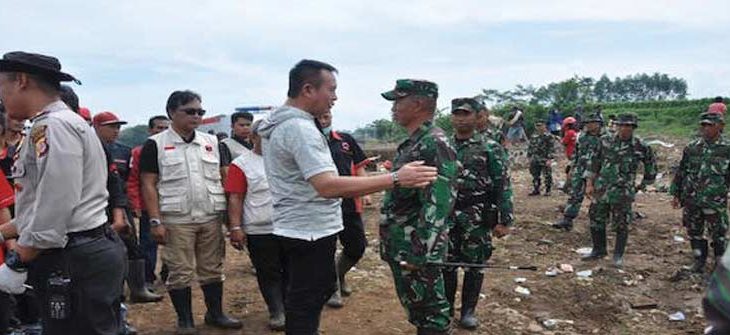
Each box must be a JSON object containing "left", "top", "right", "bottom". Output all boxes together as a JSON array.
[{"left": 1, "top": 0, "right": 728, "bottom": 131}]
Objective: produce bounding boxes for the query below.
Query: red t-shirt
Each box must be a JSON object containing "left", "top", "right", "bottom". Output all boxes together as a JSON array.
[
  {"left": 709, "top": 102, "right": 727, "bottom": 116},
  {"left": 224, "top": 164, "right": 248, "bottom": 197},
  {"left": 562, "top": 129, "right": 578, "bottom": 158},
  {"left": 0, "top": 170, "right": 14, "bottom": 264},
  {"left": 0, "top": 170, "right": 14, "bottom": 209}
]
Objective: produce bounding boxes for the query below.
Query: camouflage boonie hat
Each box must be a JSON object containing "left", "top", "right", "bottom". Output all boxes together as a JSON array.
[
  {"left": 700, "top": 112, "right": 724, "bottom": 125},
  {"left": 615, "top": 113, "right": 638, "bottom": 127},
  {"left": 584, "top": 111, "right": 604, "bottom": 124},
  {"left": 381, "top": 79, "right": 438, "bottom": 101},
  {"left": 450, "top": 97, "right": 480, "bottom": 114}
]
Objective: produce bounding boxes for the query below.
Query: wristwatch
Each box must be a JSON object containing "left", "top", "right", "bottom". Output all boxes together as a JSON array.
[
  {"left": 391, "top": 171, "right": 400, "bottom": 188},
  {"left": 5, "top": 249, "right": 29, "bottom": 273},
  {"left": 149, "top": 218, "right": 162, "bottom": 227}
]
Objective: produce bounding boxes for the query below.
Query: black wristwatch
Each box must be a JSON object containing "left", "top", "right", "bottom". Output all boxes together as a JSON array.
[{"left": 5, "top": 249, "right": 29, "bottom": 273}]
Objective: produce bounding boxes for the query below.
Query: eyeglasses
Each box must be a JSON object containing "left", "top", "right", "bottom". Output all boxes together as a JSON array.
[{"left": 178, "top": 108, "right": 206, "bottom": 116}]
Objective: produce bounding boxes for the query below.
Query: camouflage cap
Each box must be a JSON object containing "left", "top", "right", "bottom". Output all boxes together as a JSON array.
[
  {"left": 583, "top": 111, "right": 604, "bottom": 124},
  {"left": 450, "top": 97, "right": 480, "bottom": 114},
  {"left": 381, "top": 79, "right": 438, "bottom": 101},
  {"left": 615, "top": 113, "right": 638, "bottom": 127},
  {"left": 534, "top": 120, "right": 546, "bottom": 126},
  {"left": 700, "top": 112, "right": 725, "bottom": 125}
]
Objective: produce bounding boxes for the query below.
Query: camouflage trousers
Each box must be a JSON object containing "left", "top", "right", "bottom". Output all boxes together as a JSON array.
[
  {"left": 386, "top": 261, "right": 451, "bottom": 332},
  {"left": 529, "top": 161, "right": 552, "bottom": 192},
  {"left": 563, "top": 167, "right": 587, "bottom": 219},
  {"left": 588, "top": 200, "right": 632, "bottom": 234},
  {"left": 447, "top": 215, "right": 492, "bottom": 274},
  {"left": 683, "top": 206, "right": 729, "bottom": 254}
]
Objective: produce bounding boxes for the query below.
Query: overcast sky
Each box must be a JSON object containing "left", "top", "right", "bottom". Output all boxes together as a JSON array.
[{"left": 2, "top": 0, "right": 728, "bottom": 131}]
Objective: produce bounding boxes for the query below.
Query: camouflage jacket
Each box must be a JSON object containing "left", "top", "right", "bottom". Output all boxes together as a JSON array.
[
  {"left": 527, "top": 132, "right": 555, "bottom": 163},
  {"left": 450, "top": 132, "right": 514, "bottom": 228},
  {"left": 585, "top": 134, "right": 657, "bottom": 203},
  {"left": 380, "top": 121, "right": 459, "bottom": 266},
  {"left": 480, "top": 127, "right": 506, "bottom": 146},
  {"left": 669, "top": 136, "right": 730, "bottom": 210},
  {"left": 571, "top": 130, "right": 604, "bottom": 173}
]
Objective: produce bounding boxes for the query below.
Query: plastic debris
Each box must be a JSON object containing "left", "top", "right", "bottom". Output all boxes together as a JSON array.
[
  {"left": 673, "top": 235, "right": 685, "bottom": 243},
  {"left": 560, "top": 264, "right": 574, "bottom": 273},
  {"left": 545, "top": 268, "right": 559, "bottom": 277},
  {"left": 576, "top": 247, "right": 593, "bottom": 255},
  {"left": 576, "top": 270, "right": 593, "bottom": 278},
  {"left": 514, "top": 286, "right": 531, "bottom": 296},
  {"left": 514, "top": 277, "right": 527, "bottom": 283},
  {"left": 668, "top": 311, "right": 685, "bottom": 321},
  {"left": 542, "top": 319, "right": 558, "bottom": 329}
]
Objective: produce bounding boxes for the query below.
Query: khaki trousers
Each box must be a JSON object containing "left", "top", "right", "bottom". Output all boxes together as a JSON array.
[{"left": 162, "top": 219, "right": 225, "bottom": 289}]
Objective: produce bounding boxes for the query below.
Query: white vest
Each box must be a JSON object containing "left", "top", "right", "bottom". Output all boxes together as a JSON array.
[
  {"left": 222, "top": 137, "right": 249, "bottom": 160},
  {"left": 151, "top": 128, "right": 225, "bottom": 224},
  {"left": 230, "top": 150, "right": 274, "bottom": 235}
]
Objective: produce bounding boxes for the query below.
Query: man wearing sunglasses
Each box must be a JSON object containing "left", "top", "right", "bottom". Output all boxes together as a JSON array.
[{"left": 139, "top": 90, "right": 241, "bottom": 334}]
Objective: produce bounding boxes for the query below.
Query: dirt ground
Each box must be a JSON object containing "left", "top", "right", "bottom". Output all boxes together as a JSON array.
[{"left": 129, "top": 141, "right": 710, "bottom": 335}]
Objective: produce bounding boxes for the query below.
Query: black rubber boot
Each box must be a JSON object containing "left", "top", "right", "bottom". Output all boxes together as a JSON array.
[
  {"left": 442, "top": 269, "right": 458, "bottom": 318},
  {"left": 169, "top": 287, "right": 197, "bottom": 335},
  {"left": 582, "top": 228, "right": 607, "bottom": 261},
  {"left": 128, "top": 259, "right": 163, "bottom": 303},
  {"left": 201, "top": 282, "right": 242, "bottom": 329},
  {"left": 551, "top": 217, "right": 574, "bottom": 231},
  {"left": 337, "top": 254, "right": 359, "bottom": 297},
  {"left": 713, "top": 239, "right": 727, "bottom": 259},
  {"left": 613, "top": 230, "right": 629, "bottom": 268},
  {"left": 259, "top": 280, "right": 285, "bottom": 331},
  {"left": 326, "top": 276, "right": 344, "bottom": 308},
  {"left": 690, "top": 239, "right": 708, "bottom": 273},
  {"left": 459, "top": 271, "right": 484, "bottom": 330},
  {"left": 544, "top": 184, "right": 551, "bottom": 196}
]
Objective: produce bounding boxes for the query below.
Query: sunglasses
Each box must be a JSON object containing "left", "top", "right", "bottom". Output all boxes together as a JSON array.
[{"left": 178, "top": 108, "right": 206, "bottom": 116}]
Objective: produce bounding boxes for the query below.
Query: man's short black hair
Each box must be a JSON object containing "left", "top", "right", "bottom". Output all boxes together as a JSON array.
[
  {"left": 287, "top": 59, "right": 338, "bottom": 98},
  {"left": 716, "top": 96, "right": 724, "bottom": 103},
  {"left": 231, "top": 111, "right": 253, "bottom": 124},
  {"left": 59, "top": 84, "right": 80, "bottom": 113},
  {"left": 166, "top": 90, "right": 201, "bottom": 116},
  {"left": 148, "top": 115, "right": 169, "bottom": 129}
]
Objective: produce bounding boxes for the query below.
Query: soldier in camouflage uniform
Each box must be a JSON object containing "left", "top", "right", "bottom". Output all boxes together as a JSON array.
[
  {"left": 476, "top": 103, "right": 506, "bottom": 146},
  {"left": 443, "top": 98, "right": 513, "bottom": 330},
  {"left": 379, "top": 79, "right": 459, "bottom": 335},
  {"left": 670, "top": 112, "right": 730, "bottom": 273},
  {"left": 527, "top": 121, "right": 555, "bottom": 196},
  {"left": 553, "top": 112, "right": 605, "bottom": 231},
  {"left": 584, "top": 113, "right": 657, "bottom": 267}
]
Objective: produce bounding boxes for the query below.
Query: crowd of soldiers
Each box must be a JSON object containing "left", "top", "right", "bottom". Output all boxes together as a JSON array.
[{"left": 0, "top": 50, "right": 728, "bottom": 335}]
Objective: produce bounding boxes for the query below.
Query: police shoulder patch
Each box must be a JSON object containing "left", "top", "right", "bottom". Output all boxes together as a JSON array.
[{"left": 31, "top": 125, "right": 49, "bottom": 158}]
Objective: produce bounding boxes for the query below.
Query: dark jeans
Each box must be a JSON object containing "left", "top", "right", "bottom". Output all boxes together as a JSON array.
[
  {"left": 338, "top": 212, "right": 367, "bottom": 261},
  {"left": 31, "top": 226, "right": 126, "bottom": 335},
  {"left": 277, "top": 234, "right": 337, "bottom": 335},
  {"left": 138, "top": 211, "right": 159, "bottom": 283},
  {"left": 248, "top": 234, "right": 286, "bottom": 314}
]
